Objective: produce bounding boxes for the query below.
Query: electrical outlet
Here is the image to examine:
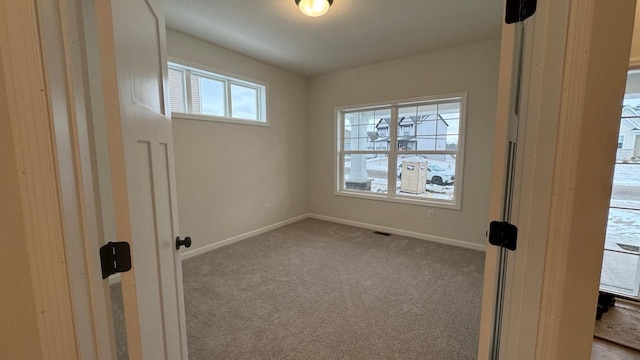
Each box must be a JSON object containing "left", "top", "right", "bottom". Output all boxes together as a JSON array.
[
  {"left": 427, "top": 210, "right": 434, "bottom": 219},
  {"left": 265, "top": 203, "right": 270, "bottom": 212}
]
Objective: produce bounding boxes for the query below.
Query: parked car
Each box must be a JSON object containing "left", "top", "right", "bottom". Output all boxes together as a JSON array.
[{"left": 396, "top": 161, "right": 455, "bottom": 185}]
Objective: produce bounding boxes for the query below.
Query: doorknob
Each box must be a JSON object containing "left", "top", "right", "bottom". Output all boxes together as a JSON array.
[{"left": 176, "top": 236, "right": 192, "bottom": 250}]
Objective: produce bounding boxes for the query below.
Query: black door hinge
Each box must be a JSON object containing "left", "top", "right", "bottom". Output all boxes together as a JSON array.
[
  {"left": 488, "top": 221, "right": 518, "bottom": 251},
  {"left": 100, "top": 241, "right": 132, "bottom": 279},
  {"left": 505, "top": 0, "right": 537, "bottom": 24}
]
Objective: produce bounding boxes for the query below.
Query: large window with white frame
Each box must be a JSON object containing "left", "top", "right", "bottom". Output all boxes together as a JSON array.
[
  {"left": 168, "top": 61, "right": 267, "bottom": 124},
  {"left": 337, "top": 94, "right": 466, "bottom": 208}
]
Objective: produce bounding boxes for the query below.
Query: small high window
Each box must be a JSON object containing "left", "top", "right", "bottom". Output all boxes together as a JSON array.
[{"left": 168, "top": 61, "right": 267, "bottom": 125}]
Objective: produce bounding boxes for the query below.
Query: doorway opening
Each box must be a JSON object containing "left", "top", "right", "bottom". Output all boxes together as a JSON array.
[{"left": 595, "top": 68, "right": 640, "bottom": 355}]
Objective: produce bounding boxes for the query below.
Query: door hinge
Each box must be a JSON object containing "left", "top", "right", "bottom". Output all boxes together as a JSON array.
[
  {"left": 100, "top": 241, "right": 132, "bottom": 279},
  {"left": 488, "top": 221, "right": 518, "bottom": 251},
  {"left": 505, "top": 0, "right": 537, "bottom": 24}
]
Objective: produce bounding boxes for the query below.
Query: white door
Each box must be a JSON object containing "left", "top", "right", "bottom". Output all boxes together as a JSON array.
[{"left": 95, "top": 0, "right": 188, "bottom": 358}]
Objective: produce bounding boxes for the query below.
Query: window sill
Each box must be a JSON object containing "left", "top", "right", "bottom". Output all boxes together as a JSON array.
[
  {"left": 335, "top": 189, "right": 461, "bottom": 210},
  {"left": 171, "top": 112, "right": 269, "bottom": 127}
]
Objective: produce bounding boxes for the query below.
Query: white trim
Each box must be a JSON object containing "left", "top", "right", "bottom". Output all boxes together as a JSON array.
[
  {"left": 1, "top": 1, "right": 82, "bottom": 358},
  {"left": 334, "top": 92, "right": 468, "bottom": 113},
  {"left": 334, "top": 190, "right": 462, "bottom": 210},
  {"left": 533, "top": 1, "right": 637, "bottom": 358},
  {"left": 168, "top": 56, "right": 268, "bottom": 89},
  {"left": 308, "top": 214, "right": 486, "bottom": 252},
  {"left": 180, "top": 215, "right": 310, "bottom": 260},
  {"left": 172, "top": 112, "right": 270, "bottom": 127}
]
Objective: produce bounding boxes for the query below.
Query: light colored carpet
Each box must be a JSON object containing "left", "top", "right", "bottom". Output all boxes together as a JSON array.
[
  {"left": 183, "top": 218, "right": 485, "bottom": 360},
  {"left": 110, "top": 283, "right": 128, "bottom": 360},
  {"left": 595, "top": 301, "right": 640, "bottom": 351}
]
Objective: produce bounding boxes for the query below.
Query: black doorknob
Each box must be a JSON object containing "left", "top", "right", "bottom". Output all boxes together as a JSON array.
[{"left": 176, "top": 236, "right": 192, "bottom": 250}]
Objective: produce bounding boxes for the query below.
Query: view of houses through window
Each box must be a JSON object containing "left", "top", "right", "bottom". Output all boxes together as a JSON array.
[
  {"left": 601, "top": 69, "right": 640, "bottom": 298},
  {"left": 338, "top": 95, "right": 465, "bottom": 207}
]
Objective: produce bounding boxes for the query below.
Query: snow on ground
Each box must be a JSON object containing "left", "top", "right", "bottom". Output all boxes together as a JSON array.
[
  {"left": 608, "top": 164, "right": 640, "bottom": 249},
  {"left": 344, "top": 157, "right": 455, "bottom": 200},
  {"left": 613, "top": 163, "right": 640, "bottom": 186},
  {"left": 602, "top": 163, "right": 640, "bottom": 295}
]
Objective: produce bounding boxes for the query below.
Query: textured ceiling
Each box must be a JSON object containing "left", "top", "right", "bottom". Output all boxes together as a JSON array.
[{"left": 164, "top": 0, "right": 503, "bottom": 77}]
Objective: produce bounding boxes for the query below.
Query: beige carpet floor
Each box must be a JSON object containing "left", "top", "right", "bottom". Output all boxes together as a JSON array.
[
  {"left": 595, "top": 300, "right": 640, "bottom": 351},
  {"left": 182, "top": 219, "right": 485, "bottom": 360}
]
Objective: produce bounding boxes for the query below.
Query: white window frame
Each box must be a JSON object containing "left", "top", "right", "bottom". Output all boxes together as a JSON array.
[
  {"left": 335, "top": 93, "right": 467, "bottom": 210},
  {"left": 168, "top": 57, "right": 269, "bottom": 126}
]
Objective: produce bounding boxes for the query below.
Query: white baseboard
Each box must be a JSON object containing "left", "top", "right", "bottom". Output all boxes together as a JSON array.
[
  {"left": 179, "top": 213, "right": 485, "bottom": 262},
  {"left": 308, "top": 213, "right": 486, "bottom": 252},
  {"left": 180, "top": 214, "right": 310, "bottom": 260}
]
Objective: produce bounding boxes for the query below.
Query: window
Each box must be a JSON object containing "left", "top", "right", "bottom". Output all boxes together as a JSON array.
[
  {"left": 600, "top": 69, "right": 640, "bottom": 298},
  {"left": 168, "top": 61, "right": 267, "bottom": 124},
  {"left": 337, "top": 94, "right": 466, "bottom": 208}
]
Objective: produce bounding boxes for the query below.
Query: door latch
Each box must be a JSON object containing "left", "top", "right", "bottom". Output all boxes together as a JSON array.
[
  {"left": 99, "top": 241, "right": 132, "bottom": 279},
  {"left": 488, "top": 221, "right": 518, "bottom": 251}
]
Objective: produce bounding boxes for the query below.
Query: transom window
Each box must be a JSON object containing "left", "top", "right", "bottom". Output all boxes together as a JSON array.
[
  {"left": 337, "top": 94, "right": 466, "bottom": 208},
  {"left": 168, "top": 61, "right": 267, "bottom": 124}
]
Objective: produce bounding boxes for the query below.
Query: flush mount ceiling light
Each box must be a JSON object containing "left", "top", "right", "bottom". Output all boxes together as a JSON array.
[{"left": 295, "top": 0, "right": 333, "bottom": 17}]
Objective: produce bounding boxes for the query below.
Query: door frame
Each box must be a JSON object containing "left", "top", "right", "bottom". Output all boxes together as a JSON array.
[
  {"left": 0, "top": 0, "right": 114, "bottom": 359},
  {"left": 2, "top": 0, "right": 636, "bottom": 359},
  {"left": 478, "top": 0, "right": 637, "bottom": 359}
]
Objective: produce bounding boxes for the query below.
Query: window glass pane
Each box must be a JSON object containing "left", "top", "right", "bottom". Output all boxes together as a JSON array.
[
  {"left": 231, "top": 84, "right": 258, "bottom": 120},
  {"left": 194, "top": 75, "right": 225, "bottom": 117},
  {"left": 396, "top": 155, "right": 456, "bottom": 201},
  {"left": 374, "top": 108, "right": 391, "bottom": 119},
  {"left": 344, "top": 154, "right": 388, "bottom": 194},
  {"left": 399, "top": 106, "right": 417, "bottom": 119},
  {"left": 436, "top": 119, "right": 448, "bottom": 137},
  {"left": 418, "top": 104, "right": 438, "bottom": 118},
  {"left": 438, "top": 101, "right": 461, "bottom": 117},
  {"left": 446, "top": 135, "right": 459, "bottom": 151},
  {"left": 168, "top": 68, "right": 185, "bottom": 113},
  {"left": 446, "top": 119, "right": 460, "bottom": 136},
  {"left": 345, "top": 110, "right": 378, "bottom": 151}
]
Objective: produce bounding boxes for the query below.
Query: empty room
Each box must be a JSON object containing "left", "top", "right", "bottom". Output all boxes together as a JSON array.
[
  {"left": 3, "top": 1, "right": 639, "bottom": 360},
  {"left": 98, "top": 1, "right": 501, "bottom": 358}
]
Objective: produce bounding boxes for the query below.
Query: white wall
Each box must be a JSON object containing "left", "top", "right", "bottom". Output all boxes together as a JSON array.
[
  {"left": 167, "top": 30, "right": 309, "bottom": 251},
  {"left": 307, "top": 39, "right": 501, "bottom": 246}
]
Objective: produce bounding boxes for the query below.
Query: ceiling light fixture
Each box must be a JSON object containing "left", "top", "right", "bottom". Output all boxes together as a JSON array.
[{"left": 295, "top": 0, "right": 333, "bottom": 17}]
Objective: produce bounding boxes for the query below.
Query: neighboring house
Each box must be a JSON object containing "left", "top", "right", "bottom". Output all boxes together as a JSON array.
[
  {"left": 372, "top": 115, "right": 449, "bottom": 152},
  {"left": 618, "top": 105, "right": 640, "bottom": 161}
]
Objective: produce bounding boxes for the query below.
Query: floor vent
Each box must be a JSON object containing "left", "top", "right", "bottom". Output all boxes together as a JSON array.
[{"left": 373, "top": 231, "right": 391, "bottom": 236}]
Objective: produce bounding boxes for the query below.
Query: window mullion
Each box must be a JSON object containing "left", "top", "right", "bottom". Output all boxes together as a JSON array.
[
  {"left": 339, "top": 112, "right": 345, "bottom": 192},
  {"left": 389, "top": 107, "right": 399, "bottom": 198},
  {"left": 185, "top": 70, "right": 193, "bottom": 113},
  {"left": 255, "top": 87, "right": 260, "bottom": 121},
  {"left": 226, "top": 81, "right": 232, "bottom": 118}
]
